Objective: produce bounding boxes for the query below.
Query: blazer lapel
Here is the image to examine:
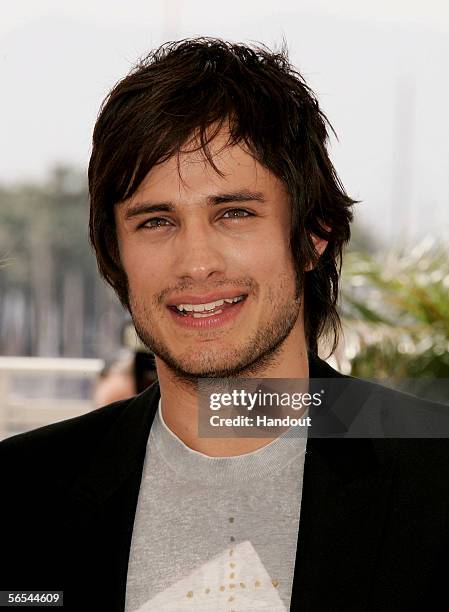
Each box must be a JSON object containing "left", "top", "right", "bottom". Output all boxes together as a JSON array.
[
  {"left": 291, "top": 354, "right": 397, "bottom": 611},
  {"left": 290, "top": 437, "right": 397, "bottom": 611},
  {"left": 61, "top": 381, "right": 162, "bottom": 611}
]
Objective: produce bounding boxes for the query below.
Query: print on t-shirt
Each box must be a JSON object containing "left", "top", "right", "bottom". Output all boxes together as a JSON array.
[{"left": 135, "top": 540, "right": 286, "bottom": 611}]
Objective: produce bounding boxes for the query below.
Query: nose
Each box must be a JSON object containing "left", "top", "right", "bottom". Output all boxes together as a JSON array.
[{"left": 172, "top": 218, "right": 227, "bottom": 283}]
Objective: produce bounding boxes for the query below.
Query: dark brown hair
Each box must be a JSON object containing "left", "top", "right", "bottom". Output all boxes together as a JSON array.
[{"left": 88, "top": 37, "right": 356, "bottom": 354}]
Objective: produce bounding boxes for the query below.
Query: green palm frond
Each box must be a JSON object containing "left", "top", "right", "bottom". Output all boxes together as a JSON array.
[{"left": 338, "top": 237, "right": 449, "bottom": 390}]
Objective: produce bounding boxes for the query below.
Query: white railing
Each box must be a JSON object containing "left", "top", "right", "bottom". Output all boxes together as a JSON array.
[{"left": 0, "top": 357, "right": 104, "bottom": 441}]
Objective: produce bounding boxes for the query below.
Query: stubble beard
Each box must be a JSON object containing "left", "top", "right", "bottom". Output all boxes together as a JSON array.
[{"left": 128, "top": 274, "right": 302, "bottom": 389}]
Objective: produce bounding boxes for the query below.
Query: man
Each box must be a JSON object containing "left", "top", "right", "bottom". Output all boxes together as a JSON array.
[{"left": 1, "top": 38, "right": 448, "bottom": 612}]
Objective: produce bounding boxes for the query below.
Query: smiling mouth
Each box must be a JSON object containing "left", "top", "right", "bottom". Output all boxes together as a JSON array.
[{"left": 168, "top": 295, "right": 248, "bottom": 318}]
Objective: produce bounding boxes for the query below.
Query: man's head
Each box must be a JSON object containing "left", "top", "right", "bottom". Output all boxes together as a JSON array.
[{"left": 88, "top": 38, "right": 355, "bottom": 377}]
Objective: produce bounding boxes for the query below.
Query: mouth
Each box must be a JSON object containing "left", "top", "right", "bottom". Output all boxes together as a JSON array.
[{"left": 168, "top": 294, "right": 248, "bottom": 318}]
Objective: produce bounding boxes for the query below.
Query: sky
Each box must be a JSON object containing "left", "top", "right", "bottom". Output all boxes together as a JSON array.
[{"left": 1, "top": 0, "right": 449, "bottom": 244}]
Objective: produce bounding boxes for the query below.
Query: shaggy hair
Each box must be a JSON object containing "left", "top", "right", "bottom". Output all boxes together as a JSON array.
[{"left": 88, "top": 37, "right": 356, "bottom": 354}]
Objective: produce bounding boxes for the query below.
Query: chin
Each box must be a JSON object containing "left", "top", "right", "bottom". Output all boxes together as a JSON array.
[
  {"left": 173, "top": 356, "right": 234, "bottom": 377},
  {"left": 158, "top": 348, "right": 247, "bottom": 379}
]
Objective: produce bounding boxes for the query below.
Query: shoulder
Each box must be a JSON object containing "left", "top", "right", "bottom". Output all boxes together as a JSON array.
[
  {"left": 315, "top": 357, "right": 449, "bottom": 420},
  {"left": 348, "top": 375, "right": 449, "bottom": 429},
  {"left": 314, "top": 356, "right": 449, "bottom": 467},
  {"left": 345, "top": 377, "right": 449, "bottom": 481}
]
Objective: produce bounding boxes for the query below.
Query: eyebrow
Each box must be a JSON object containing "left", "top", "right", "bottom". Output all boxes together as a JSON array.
[{"left": 123, "top": 190, "right": 266, "bottom": 220}]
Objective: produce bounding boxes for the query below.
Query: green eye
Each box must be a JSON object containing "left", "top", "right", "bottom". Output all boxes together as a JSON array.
[{"left": 222, "top": 209, "right": 252, "bottom": 219}]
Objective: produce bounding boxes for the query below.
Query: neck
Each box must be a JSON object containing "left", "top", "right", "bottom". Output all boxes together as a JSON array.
[{"left": 154, "top": 326, "right": 310, "bottom": 457}]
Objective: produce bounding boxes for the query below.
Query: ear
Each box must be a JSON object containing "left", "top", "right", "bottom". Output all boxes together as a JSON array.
[{"left": 305, "top": 233, "right": 328, "bottom": 272}]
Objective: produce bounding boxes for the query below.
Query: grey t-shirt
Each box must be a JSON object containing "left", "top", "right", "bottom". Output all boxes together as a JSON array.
[{"left": 125, "top": 399, "right": 307, "bottom": 611}]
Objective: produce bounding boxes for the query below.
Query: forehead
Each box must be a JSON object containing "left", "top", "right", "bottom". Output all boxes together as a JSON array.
[{"left": 121, "top": 128, "right": 286, "bottom": 207}]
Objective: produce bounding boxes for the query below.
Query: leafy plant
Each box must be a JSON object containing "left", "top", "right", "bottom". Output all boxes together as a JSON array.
[{"left": 337, "top": 237, "right": 449, "bottom": 402}]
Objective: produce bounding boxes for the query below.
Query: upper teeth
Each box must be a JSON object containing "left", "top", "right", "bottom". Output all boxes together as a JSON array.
[{"left": 175, "top": 295, "right": 245, "bottom": 312}]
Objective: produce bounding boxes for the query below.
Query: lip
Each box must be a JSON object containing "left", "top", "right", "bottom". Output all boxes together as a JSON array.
[
  {"left": 167, "top": 290, "right": 248, "bottom": 306},
  {"left": 167, "top": 295, "right": 248, "bottom": 329}
]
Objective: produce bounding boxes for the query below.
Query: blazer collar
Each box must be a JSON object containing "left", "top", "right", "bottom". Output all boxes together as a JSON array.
[{"left": 67, "top": 351, "right": 385, "bottom": 509}]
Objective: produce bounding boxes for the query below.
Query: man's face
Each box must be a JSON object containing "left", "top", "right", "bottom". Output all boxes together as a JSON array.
[{"left": 114, "top": 131, "right": 303, "bottom": 379}]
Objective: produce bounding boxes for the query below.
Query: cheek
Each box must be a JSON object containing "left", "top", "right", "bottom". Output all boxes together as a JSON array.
[
  {"left": 248, "top": 234, "right": 293, "bottom": 277},
  {"left": 121, "top": 245, "right": 166, "bottom": 294},
  {"left": 233, "top": 223, "right": 289, "bottom": 263}
]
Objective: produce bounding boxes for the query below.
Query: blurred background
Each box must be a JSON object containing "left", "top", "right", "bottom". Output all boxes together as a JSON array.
[{"left": 1, "top": 0, "right": 448, "bottom": 438}]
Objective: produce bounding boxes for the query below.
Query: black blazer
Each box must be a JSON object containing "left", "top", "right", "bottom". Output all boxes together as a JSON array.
[{"left": 1, "top": 354, "right": 449, "bottom": 611}]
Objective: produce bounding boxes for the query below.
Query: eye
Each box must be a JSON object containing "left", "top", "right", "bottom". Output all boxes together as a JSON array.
[
  {"left": 221, "top": 208, "right": 253, "bottom": 220},
  {"left": 139, "top": 217, "right": 172, "bottom": 230}
]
